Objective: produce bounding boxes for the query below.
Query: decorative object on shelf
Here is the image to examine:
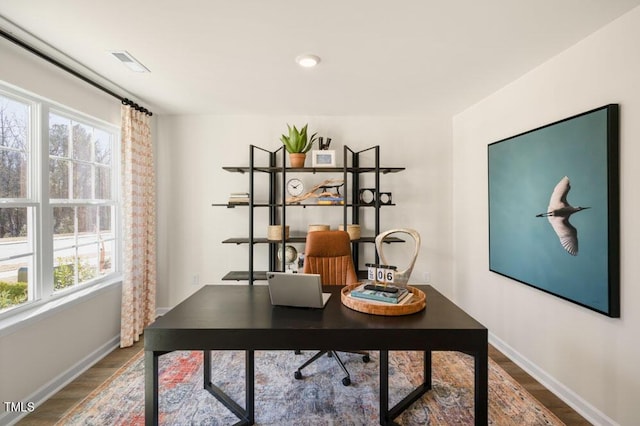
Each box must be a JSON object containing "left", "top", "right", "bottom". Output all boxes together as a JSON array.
[
  {"left": 375, "top": 229, "right": 421, "bottom": 286},
  {"left": 280, "top": 123, "right": 318, "bottom": 168},
  {"left": 286, "top": 178, "right": 344, "bottom": 204},
  {"left": 286, "top": 178, "right": 304, "bottom": 197},
  {"left": 338, "top": 224, "right": 361, "bottom": 240},
  {"left": 267, "top": 225, "right": 289, "bottom": 240},
  {"left": 311, "top": 149, "right": 336, "bottom": 167},
  {"left": 277, "top": 244, "right": 299, "bottom": 272},
  {"left": 308, "top": 224, "right": 330, "bottom": 232},
  {"left": 228, "top": 192, "right": 249, "bottom": 205},
  {"left": 318, "top": 137, "right": 332, "bottom": 150},
  {"left": 358, "top": 188, "right": 392, "bottom": 205}
]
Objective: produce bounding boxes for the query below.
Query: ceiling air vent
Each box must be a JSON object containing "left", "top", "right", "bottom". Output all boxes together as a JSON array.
[{"left": 109, "top": 50, "right": 150, "bottom": 73}]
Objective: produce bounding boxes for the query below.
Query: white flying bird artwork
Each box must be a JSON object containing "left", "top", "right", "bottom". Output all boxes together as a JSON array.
[{"left": 536, "top": 176, "right": 589, "bottom": 256}]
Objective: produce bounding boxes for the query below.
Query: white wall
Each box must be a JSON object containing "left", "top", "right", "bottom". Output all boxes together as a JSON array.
[
  {"left": 0, "top": 38, "right": 122, "bottom": 421},
  {"left": 452, "top": 7, "right": 640, "bottom": 426},
  {"left": 156, "top": 115, "right": 454, "bottom": 308}
]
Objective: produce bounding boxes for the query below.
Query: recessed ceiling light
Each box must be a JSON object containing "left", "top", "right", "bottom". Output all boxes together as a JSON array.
[
  {"left": 295, "top": 54, "right": 321, "bottom": 68},
  {"left": 109, "top": 50, "right": 150, "bottom": 73}
]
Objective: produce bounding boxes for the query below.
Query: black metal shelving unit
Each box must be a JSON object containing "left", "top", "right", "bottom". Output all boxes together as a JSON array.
[{"left": 213, "top": 144, "right": 405, "bottom": 284}]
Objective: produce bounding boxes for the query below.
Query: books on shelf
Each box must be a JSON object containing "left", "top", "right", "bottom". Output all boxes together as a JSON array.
[
  {"left": 317, "top": 196, "right": 344, "bottom": 205},
  {"left": 349, "top": 283, "right": 412, "bottom": 305},
  {"left": 228, "top": 192, "right": 249, "bottom": 205}
]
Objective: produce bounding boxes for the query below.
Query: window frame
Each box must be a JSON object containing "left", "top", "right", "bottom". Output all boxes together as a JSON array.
[{"left": 0, "top": 81, "right": 121, "bottom": 323}]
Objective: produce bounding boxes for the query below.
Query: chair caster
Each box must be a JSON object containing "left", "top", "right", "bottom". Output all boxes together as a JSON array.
[
  {"left": 295, "top": 350, "right": 302, "bottom": 354},
  {"left": 362, "top": 355, "right": 370, "bottom": 363},
  {"left": 294, "top": 370, "right": 303, "bottom": 380},
  {"left": 342, "top": 377, "right": 351, "bottom": 386}
]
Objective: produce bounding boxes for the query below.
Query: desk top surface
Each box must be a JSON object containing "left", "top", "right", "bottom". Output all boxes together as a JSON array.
[{"left": 146, "top": 285, "right": 485, "bottom": 332}]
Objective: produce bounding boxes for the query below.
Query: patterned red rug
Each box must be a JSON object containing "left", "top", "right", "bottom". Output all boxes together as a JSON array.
[{"left": 56, "top": 350, "right": 564, "bottom": 425}]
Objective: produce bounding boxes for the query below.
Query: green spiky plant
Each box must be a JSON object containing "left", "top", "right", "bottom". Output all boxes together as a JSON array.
[{"left": 280, "top": 124, "right": 318, "bottom": 153}]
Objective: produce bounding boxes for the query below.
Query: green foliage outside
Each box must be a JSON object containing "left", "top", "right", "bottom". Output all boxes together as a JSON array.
[
  {"left": 0, "top": 257, "right": 97, "bottom": 310},
  {"left": 0, "top": 281, "right": 27, "bottom": 309},
  {"left": 53, "top": 257, "right": 97, "bottom": 290}
]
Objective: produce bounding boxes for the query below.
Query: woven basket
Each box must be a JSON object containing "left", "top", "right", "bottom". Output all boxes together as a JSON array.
[
  {"left": 267, "top": 225, "right": 289, "bottom": 240},
  {"left": 338, "top": 224, "right": 361, "bottom": 240},
  {"left": 308, "top": 224, "right": 330, "bottom": 232}
]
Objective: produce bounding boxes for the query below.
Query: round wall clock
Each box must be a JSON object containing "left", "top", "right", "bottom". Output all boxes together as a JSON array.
[{"left": 286, "top": 178, "right": 304, "bottom": 196}]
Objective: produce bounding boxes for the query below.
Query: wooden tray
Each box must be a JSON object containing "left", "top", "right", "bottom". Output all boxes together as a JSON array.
[{"left": 341, "top": 283, "right": 426, "bottom": 316}]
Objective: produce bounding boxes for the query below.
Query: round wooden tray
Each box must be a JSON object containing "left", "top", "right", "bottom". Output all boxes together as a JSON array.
[{"left": 341, "top": 283, "right": 426, "bottom": 316}]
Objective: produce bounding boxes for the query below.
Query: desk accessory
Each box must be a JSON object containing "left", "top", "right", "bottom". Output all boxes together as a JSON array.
[
  {"left": 375, "top": 229, "right": 421, "bottom": 286},
  {"left": 341, "top": 283, "right": 425, "bottom": 316}
]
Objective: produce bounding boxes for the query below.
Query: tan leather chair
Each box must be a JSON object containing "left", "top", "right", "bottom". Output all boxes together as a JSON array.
[{"left": 294, "top": 230, "right": 370, "bottom": 386}]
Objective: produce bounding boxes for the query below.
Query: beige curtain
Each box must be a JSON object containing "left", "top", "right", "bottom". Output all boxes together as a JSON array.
[{"left": 120, "top": 104, "right": 157, "bottom": 347}]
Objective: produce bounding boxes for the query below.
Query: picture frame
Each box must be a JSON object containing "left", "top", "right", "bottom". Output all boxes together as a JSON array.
[
  {"left": 487, "top": 104, "right": 620, "bottom": 317},
  {"left": 311, "top": 150, "right": 336, "bottom": 167}
]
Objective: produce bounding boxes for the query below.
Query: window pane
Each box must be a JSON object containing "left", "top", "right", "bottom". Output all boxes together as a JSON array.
[
  {"left": 53, "top": 206, "right": 74, "bottom": 238},
  {"left": 0, "top": 207, "right": 30, "bottom": 243},
  {"left": 49, "top": 158, "right": 70, "bottom": 199},
  {"left": 96, "top": 166, "right": 111, "bottom": 199},
  {"left": 0, "top": 256, "right": 32, "bottom": 312},
  {"left": 98, "top": 239, "right": 114, "bottom": 275},
  {"left": 73, "top": 163, "right": 92, "bottom": 199},
  {"left": 49, "top": 113, "right": 70, "bottom": 157},
  {"left": 77, "top": 206, "right": 98, "bottom": 238},
  {"left": 72, "top": 122, "right": 92, "bottom": 162},
  {"left": 99, "top": 206, "right": 112, "bottom": 232},
  {"left": 1, "top": 94, "right": 30, "bottom": 199},
  {"left": 94, "top": 128, "right": 111, "bottom": 164},
  {"left": 0, "top": 206, "right": 32, "bottom": 312}
]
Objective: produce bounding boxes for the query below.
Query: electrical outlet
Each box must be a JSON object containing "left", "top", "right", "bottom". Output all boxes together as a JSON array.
[
  {"left": 423, "top": 272, "right": 431, "bottom": 283},
  {"left": 192, "top": 274, "right": 199, "bottom": 286}
]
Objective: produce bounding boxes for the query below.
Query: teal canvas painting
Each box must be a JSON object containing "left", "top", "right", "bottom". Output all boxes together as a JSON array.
[{"left": 488, "top": 104, "right": 620, "bottom": 317}]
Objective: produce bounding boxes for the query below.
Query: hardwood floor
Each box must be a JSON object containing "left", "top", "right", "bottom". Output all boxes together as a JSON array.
[{"left": 18, "top": 342, "right": 590, "bottom": 425}]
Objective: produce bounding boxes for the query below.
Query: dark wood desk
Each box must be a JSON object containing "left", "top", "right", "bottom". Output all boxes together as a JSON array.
[{"left": 144, "top": 285, "right": 488, "bottom": 425}]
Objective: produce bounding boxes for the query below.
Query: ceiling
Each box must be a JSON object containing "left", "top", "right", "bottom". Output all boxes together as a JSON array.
[{"left": 1, "top": 1, "right": 639, "bottom": 116}]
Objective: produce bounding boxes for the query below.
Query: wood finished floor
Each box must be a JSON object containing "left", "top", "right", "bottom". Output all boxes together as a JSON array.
[{"left": 18, "top": 342, "right": 591, "bottom": 425}]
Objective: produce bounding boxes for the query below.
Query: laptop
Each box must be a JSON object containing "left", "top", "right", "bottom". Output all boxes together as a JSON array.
[{"left": 266, "top": 272, "right": 331, "bottom": 308}]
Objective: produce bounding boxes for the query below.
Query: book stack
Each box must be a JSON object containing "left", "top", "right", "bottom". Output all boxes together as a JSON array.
[
  {"left": 317, "top": 196, "right": 344, "bottom": 205},
  {"left": 349, "top": 283, "right": 413, "bottom": 305},
  {"left": 228, "top": 192, "right": 249, "bottom": 205}
]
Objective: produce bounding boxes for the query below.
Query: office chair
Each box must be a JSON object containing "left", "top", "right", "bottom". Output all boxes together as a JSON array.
[{"left": 294, "top": 230, "right": 370, "bottom": 386}]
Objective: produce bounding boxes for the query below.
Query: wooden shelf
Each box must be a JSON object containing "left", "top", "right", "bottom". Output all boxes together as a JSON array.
[
  {"left": 223, "top": 166, "right": 405, "bottom": 174},
  {"left": 222, "top": 236, "right": 405, "bottom": 245},
  {"left": 223, "top": 270, "right": 375, "bottom": 281}
]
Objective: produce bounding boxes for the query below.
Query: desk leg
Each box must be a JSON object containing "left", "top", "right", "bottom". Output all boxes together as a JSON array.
[
  {"left": 380, "top": 351, "right": 432, "bottom": 426},
  {"left": 204, "top": 350, "right": 254, "bottom": 425},
  {"left": 380, "top": 350, "right": 390, "bottom": 425},
  {"left": 475, "top": 347, "right": 489, "bottom": 425},
  {"left": 144, "top": 351, "right": 159, "bottom": 426},
  {"left": 246, "top": 350, "right": 255, "bottom": 423}
]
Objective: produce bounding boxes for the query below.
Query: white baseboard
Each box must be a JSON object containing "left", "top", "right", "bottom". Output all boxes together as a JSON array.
[
  {"left": 1, "top": 334, "right": 120, "bottom": 426},
  {"left": 489, "top": 332, "right": 618, "bottom": 426}
]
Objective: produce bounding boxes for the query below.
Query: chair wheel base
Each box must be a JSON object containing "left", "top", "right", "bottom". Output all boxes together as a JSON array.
[
  {"left": 342, "top": 377, "right": 351, "bottom": 386},
  {"left": 363, "top": 355, "right": 370, "bottom": 363},
  {"left": 294, "top": 370, "right": 303, "bottom": 380}
]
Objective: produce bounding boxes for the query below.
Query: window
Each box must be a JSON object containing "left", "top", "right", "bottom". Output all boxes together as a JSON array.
[{"left": 0, "top": 83, "right": 119, "bottom": 316}]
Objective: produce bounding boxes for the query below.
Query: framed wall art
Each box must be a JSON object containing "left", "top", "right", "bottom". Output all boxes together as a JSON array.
[
  {"left": 488, "top": 104, "right": 620, "bottom": 317},
  {"left": 311, "top": 150, "right": 336, "bottom": 167}
]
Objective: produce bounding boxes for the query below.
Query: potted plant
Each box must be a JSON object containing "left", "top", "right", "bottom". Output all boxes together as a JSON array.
[{"left": 280, "top": 124, "right": 317, "bottom": 167}]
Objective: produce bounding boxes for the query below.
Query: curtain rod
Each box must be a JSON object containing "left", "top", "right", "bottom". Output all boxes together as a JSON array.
[{"left": 0, "top": 27, "right": 153, "bottom": 116}]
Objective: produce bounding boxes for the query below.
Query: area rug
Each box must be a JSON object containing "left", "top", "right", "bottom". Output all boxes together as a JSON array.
[{"left": 56, "top": 350, "right": 564, "bottom": 425}]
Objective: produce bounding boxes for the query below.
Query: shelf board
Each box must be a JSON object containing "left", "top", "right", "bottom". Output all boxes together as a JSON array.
[
  {"left": 213, "top": 203, "right": 396, "bottom": 208},
  {"left": 223, "top": 166, "right": 404, "bottom": 174},
  {"left": 223, "top": 270, "right": 373, "bottom": 281},
  {"left": 222, "top": 236, "right": 404, "bottom": 244}
]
